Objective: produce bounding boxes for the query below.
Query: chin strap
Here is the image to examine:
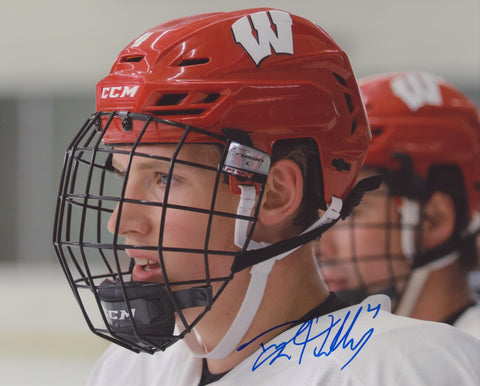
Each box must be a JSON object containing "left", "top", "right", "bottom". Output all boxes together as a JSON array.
[
  {"left": 184, "top": 175, "right": 383, "bottom": 359},
  {"left": 185, "top": 185, "right": 343, "bottom": 359},
  {"left": 395, "top": 203, "right": 480, "bottom": 316},
  {"left": 395, "top": 251, "right": 460, "bottom": 316},
  {"left": 465, "top": 211, "right": 480, "bottom": 240},
  {"left": 395, "top": 198, "right": 433, "bottom": 316},
  {"left": 397, "top": 198, "right": 420, "bottom": 261},
  {"left": 231, "top": 175, "right": 384, "bottom": 273}
]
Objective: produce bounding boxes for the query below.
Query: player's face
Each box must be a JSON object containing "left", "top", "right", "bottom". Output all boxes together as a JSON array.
[
  {"left": 315, "top": 168, "right": 411, "bottom": 299},
  {"left": 107, "top": 143, "right": 240, "bottom": 292}
]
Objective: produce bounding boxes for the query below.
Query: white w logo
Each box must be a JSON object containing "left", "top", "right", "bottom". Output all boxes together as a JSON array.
[
  {"left": 390, "top": 72, "right": 443, "bottom": 112},
  {"left": 231, "top": 10, "right": 293, "bottom": 66}
]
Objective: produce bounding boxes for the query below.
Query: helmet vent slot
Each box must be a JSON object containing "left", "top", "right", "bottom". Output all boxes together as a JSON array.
[
  {"left": 152, "top": 109, "right": 205, "bottom": 116},
  {"left": 203, "top": 93, "right": 220, "bottom": 103},
  {"left": 371, "top": 127, "right": 385, "bottom": 137},
  {"left": 333, "top": 73, "right": 347, "bottom": 87},
  {"left": 121, "top": 55, "right": 144, "bottom": 63},
  {"left": 156, "top": 94, "right": 188, "bottom": 106},
  {"left": 333, "top": 72, "right": 358, "bottom": 135},
  {"left": 149, "top": 92, "right": 220, "bottom": 116},
  {"left": 344, "top": 94, "right": 354, "bottom": 113},
  {"left": 351, "top": 118, "right": 357, "bottom": 135},
  {"left": 178, "top": 58, "right": 210, "bottom": 66}
]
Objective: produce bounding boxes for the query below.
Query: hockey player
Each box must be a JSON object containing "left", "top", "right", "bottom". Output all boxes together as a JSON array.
[
  {"left": 53, "top": 10, "right": 480, "bottom": 385},
  {"left": 316, "top": 71, "right": 480, "bottom": 340}
]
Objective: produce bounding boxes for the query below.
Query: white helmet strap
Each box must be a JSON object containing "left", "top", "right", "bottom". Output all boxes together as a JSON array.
[
  {"left": 395, "top": 198, "right": 472, "bottom": 316},
  {"left": 185, "top": 185, "right": 342, "bottom": 359}
]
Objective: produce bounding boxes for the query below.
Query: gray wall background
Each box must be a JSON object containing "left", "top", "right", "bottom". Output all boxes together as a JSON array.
[{"left": 1, "top": 0, "right": 479, "bottom": 264}]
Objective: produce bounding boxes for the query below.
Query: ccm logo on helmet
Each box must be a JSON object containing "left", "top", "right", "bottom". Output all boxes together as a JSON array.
[
  {"left": 101, "top": 85, "right": 140, "bottom": 99},
  {"left": 104, "top": 308, "right": 136, "bottom": 321},
  {"left": 232, "top": 10, "right": 293, "bottom": 66}
]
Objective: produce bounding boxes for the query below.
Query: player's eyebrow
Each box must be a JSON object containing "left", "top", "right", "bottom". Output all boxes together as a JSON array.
[{"left": 111, "top": 155, "right": 171, "bottom": 176}]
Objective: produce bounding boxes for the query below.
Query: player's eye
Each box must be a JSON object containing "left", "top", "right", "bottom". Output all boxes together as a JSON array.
[
  {"left": 157, "top": 173, "right": 169, "bottom": 185},
  {"left": 155, "top": 172, "right": 180, "bottom": 186},
  {"left": 152, "top": 172, "right": 181, "bottom": 199}
]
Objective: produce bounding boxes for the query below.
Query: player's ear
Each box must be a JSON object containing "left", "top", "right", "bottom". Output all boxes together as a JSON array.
[
  {"left": 257, "top": 159, "right": 303, "bottom": 226},
  {"left": 420, "top": 191, "right": 456, "bottom": 250}
]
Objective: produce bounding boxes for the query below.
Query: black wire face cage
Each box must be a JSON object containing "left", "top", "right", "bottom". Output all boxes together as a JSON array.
[
  {"left": 52, "top": 112, "right": 268, "bottom": 353},
  {"left": 315, "top": 188, "right": 415, "bottom": 306}
]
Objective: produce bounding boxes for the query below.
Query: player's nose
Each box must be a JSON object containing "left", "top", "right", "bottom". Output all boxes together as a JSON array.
[{"left": 107, "top": 183, "right": 154, "bottom": 238}]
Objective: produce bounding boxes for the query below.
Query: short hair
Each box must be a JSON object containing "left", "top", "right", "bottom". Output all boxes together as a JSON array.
[
  {"left": 270, "top": 138, "right": 324, "bottom": 230},
  {"left": 426, "top": 164, "right": 477, "bottom": 271}
]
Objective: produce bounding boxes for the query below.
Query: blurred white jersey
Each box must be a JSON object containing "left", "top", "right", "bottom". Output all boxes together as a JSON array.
[
  {"left": 88, "top": 295, "right": 480, "bottom": 385},
  {"left": 454, "top": 303, "right": 480, "bottom": 341}
]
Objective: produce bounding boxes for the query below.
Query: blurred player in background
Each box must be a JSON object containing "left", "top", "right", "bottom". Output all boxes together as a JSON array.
[
  {"left": 53, "top": 10, "right": 480, "bottom": 385},
  {"left": 470, "top": 236, "right": 480, "bottom": 301},
  {"left": 315, "top": 71, "right": 480, "bottom": 339}
]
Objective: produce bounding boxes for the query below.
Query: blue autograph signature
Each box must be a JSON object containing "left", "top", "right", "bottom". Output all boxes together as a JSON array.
[{"left": 238, "top": 302, "right": 381, "bottom": 371}]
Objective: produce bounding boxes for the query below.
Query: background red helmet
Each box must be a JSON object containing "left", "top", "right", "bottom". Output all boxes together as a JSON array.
[
  {"left": 360, "top": 71, "right": 480, "bottom": 215},
  {"left": 96, "top": 7, "right": 370, "bottom": 206}
]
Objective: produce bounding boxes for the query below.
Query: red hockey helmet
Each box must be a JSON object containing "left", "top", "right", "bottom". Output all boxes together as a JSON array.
[
  {"left": 54, "top": 8, "right": 371, "bottom": 355},
  {"left": 96, "top": 7, "right": 370, "bottom": 205},
  {"left": 315, "top": 72, "right": 480, "bottom": 311},
  {"left": 361, "top": 71, "right": 480, "bottom": 214}
]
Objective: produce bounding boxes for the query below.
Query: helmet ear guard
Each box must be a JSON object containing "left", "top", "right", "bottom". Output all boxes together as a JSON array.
[
  {"left": 231, "top": 174, "right": 383, "bottom": 273},
  {"left": 222, "top": 140, "right": 271, "bottom": 194},
  {"left": 340, "top": 175, "right": 384, "bottom": 219},
  {"left": 385, "top": 153, "right": 426, "bottom": 200}
]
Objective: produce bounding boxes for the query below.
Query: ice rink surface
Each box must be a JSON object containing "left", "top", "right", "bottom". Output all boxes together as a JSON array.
[{"left": 0, "top": 263, "right": 109, "bottom": 386}]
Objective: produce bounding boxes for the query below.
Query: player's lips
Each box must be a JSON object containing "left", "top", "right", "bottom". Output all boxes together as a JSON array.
[
  {"left": 126, "top": 250, "right": 163, "bottom": 282},
  {"left": 126, "top": 249, "right": 159, "bottom": 264},
  {"left": 132, "top": 264, "right": 164, "bottom": 282},
  {"left": 323, "top": 275, "right": 348, "bottom": 292},
  {"left": 132, "top": 256, "right": 158, "bottom": 266}
]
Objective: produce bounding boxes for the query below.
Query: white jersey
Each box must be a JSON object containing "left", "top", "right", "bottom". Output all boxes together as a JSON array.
[
  {"left": 88, "top": 295, "right": 480, "bottom": 385},
  {"left": 454, "top": 303, "right": 480, "bottom": 340}
]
